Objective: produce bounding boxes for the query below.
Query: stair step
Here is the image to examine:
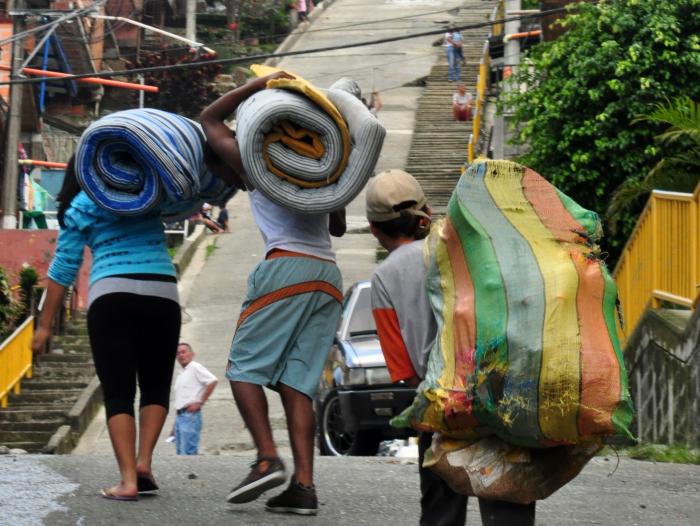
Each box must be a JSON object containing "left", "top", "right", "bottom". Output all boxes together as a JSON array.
[
  {"left": 37, "top": 353, "right": 92, "bottom": 363},
  {"left": 0, "top": 430, "right": 54, "bottom": 443},
  {"left": 31, "top": 366, "right": 95, "bottom": 380},
  {"left": 8, "top": 389, "right": 84, "bottom": 405},
  {"left": 0, "top": 441, "right": 46, "bottom": 452},
  {"left": 0, "top": 409, "right": 69, "bottom": 422},
  {"left": 21, "top": 380, "right": 90, "bottom": 391},
  {"left": 1, "top": 420, "right": 66, "bottom": 432}
]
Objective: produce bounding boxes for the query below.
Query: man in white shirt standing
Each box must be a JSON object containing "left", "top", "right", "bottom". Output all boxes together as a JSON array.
[{"left": 173, "top": 342, "right": 218, "bottom": 455}]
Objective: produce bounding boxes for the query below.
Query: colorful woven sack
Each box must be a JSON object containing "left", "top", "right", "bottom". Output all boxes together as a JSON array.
[{"left": 392, "top": 160, "right": 634, "bottom": 447}]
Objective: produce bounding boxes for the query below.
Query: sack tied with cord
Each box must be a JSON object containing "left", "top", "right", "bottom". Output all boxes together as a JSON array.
[{"left": 391, "top": 159, "right": 635, "bottom": 449}]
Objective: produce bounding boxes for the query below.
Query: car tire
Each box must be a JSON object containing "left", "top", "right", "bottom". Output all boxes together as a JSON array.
[{"left": 318, "top": 390, "right": 381, "bottom": 456}]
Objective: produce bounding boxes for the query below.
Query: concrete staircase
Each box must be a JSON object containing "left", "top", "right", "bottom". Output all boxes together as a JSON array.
[
  {"left": 405, "top": 1, "right": 496, "bottom": 215},
  {"left": 0, "top": 314, "right": 99, "bottom": 453},
  {"left": 624, "top": 306, "right": 700, "bottom": 446}
]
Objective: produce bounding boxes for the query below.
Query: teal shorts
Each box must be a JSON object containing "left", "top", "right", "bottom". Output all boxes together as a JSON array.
[{"left": 225, "top": 256, "right": 343, "bottom": 398}]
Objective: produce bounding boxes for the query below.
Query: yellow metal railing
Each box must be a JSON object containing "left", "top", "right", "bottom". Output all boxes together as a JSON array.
[
  {"left": 468, "top": 0, "right": 499, "bottom": 164},
  {"left": 0, "top": 317, "right": 34, "bottom": 409},
  {"left": 614, "top": 181, "right": 700, "bottom": 340},
  {"left": 492, "top": 0, "right": 506, "bottom": 38}
]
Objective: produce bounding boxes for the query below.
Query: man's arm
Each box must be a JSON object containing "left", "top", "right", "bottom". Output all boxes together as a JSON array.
[
  {"left": 186, "top": 379, "right": 218, "bottom": 413},
  {"left": 370, "top": 276, "right": 419, "bottom": 384}
]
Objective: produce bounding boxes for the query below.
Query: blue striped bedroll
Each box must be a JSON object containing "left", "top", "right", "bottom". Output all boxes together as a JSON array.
[{"left": 75, "top": 109, "right": 236, "bottom": 219}]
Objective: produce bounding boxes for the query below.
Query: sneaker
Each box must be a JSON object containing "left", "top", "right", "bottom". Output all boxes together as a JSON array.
[
  {"left": 226, "top": 457, "right": 286, "bottom": 504},
  {"left": 265, "top": 479, "right": 318, "bottom": 516}
]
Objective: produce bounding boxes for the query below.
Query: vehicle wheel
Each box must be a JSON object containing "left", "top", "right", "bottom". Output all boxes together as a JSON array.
[{"left": 319, "top": 391, "right": 381, "bottom": 456}]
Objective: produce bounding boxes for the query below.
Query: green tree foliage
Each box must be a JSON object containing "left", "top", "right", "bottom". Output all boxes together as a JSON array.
[
  {"left": 608, "top": 97, "right": 700, "bottom": 222},
  {"left": 505, "top": 0, "right": 700, "bottom": 261}
]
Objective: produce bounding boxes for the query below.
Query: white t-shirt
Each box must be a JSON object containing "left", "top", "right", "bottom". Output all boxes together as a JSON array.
[
  {"left": 249, "top": 190, "right": 335, "bottom": 261},
  {"left": 174, "top": 361, "right": 218, "bottom": 410},
  {"left": 453, "top": 92, "right": 472, "bottom": 108}
]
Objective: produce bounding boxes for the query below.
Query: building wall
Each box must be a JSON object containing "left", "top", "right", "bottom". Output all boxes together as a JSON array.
[{"left": 0, "top": 230, "right": 91, "bottom": 309}]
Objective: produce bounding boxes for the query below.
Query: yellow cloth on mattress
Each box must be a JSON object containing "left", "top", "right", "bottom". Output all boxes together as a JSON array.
[{"left": 251, "top": 64, "right": 351, "bottom": 188}]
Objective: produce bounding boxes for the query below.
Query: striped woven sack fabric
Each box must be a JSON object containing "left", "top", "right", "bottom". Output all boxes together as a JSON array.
[
  {"left": 75, "top": 108, "right": 237, "bottom": 220},
  {"left": 392, "top": 159, "right": 635, "bottom": 448},
  {"left": 234, "top": 66, "right": 386, "bottom": 214}
]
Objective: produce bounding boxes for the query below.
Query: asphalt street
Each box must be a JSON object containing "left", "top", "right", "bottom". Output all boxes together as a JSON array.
[{"left": 1, "top": 454, "right": 699, "bottom": 525}]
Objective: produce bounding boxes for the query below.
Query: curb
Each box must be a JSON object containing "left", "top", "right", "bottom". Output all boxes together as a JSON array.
[
  {"left": 43, "top": 376, "right": 103, "bottom": 454},
  {"left": 172, "top": 224, "right": 207, "bottom": 278},
  {"left": 265, "top": 0, "right": 337, "bottom": 67},
  {"left": 43, "top": 425, "right": 74, "bottom": 455}
]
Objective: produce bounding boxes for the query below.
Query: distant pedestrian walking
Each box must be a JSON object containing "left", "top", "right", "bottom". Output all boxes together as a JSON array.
[
  {"left": 362, "top": 90, "right": 383, "bottom": 118},
  {"left": 173, "top": 343, "right": 218, "bottom": 455},
  {"left": 297, "top": 0, "right": 308, "bottom": 22},
  {"left": 32, "top": 155, "right": 181, "bottom": 502},
  {"left": 444, "top": 24, "right": 463, "bottom": 82}
]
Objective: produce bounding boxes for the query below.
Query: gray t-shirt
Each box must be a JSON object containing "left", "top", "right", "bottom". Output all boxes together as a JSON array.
[{"left": 370, "top": 240, "right": 436, "bottom": 380}]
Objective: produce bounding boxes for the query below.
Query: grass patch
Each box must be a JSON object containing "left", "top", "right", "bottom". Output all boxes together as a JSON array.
[
  {"left": 168, "top": 246, "right": 179, "bottom": 259},
  {"left": 205, "top": 238, "right": 219, "bottom": 260},
  {"left": 599, "top": 444, "right": 700, "bottom": 465}
]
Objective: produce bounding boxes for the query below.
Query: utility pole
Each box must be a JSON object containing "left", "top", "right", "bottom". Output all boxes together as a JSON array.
[
  {"left": 1, "top": 1, "right": 24, "bottom": 229},
  {"left": 185, "top": 0, "right": 196, "bottom": 44},
  {"left": 493, "top": 0, "right": 521, "bottom": 159}
]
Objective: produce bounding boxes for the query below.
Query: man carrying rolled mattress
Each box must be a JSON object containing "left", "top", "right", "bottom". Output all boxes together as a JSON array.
[{"left": 201, "top": 71, "right": 346, "bottom": 516}]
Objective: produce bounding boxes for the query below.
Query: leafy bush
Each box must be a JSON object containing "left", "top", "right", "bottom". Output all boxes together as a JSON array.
[
  {"left": 504, "top": 0, "right": 700, "bottom": 262},
  {"left": 126, "top": 49, "right": 223, "bottom": 118},
  {"left": 0, "top": 268, "right": 21, "bottom": 342},
  {"left": 18, "top": 265, "right": 39, "bottom": 321}
]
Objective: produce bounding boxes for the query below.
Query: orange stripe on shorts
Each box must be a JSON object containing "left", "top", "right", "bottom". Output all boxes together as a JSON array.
[{"left": 236, "top": 280, "right": 343, "bottom": 330}]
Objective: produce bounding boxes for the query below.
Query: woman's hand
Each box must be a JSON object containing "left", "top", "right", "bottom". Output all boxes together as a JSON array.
[{"left": 32, "top": 325, "right": 51, "bottom": 355}]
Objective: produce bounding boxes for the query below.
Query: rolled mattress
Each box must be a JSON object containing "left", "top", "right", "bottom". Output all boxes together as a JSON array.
[
  {"left": 75, "top": 108, "right": 236, "bottom": 219},
  {"left": 235, "top": 73, "right": 386, "bottom": 213}
]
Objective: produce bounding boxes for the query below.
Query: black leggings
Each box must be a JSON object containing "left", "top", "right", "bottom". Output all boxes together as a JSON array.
[{"left": 87, "top": 292, "right": 181, "bottom": 419}]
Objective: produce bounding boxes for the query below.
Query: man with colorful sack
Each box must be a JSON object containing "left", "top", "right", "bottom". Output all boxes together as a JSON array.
[{"left": 366, "top": 169, "right": 535, "bottom": 526}]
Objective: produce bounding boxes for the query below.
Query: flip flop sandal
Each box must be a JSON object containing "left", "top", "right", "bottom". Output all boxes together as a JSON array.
[
  {"left": 101, "top": 488, "right": 138, "bottom": 501},
  {"left": 137, "top": 474, "right": 159, "bottom": 493}
]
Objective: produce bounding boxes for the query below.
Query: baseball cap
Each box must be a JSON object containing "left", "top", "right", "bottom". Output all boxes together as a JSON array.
[{"left": 365, "top": 169, "right": 428, "bottom": 222}]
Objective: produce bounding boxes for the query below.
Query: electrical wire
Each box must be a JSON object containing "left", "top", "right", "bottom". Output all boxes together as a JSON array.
[
  {"left": 74, "top": 5, "right": 479, "bottom": 62},
  {"left": 0, "top": 7, "right": 571, "bottom": 87},
  {"left": 0, "top": 1, "right": 107, "bottom": 47}
]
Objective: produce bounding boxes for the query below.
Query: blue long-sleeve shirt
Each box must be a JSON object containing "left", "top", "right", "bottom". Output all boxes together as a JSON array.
[{"left": 48, "top": 191, "right": 176, "bottom": 287}]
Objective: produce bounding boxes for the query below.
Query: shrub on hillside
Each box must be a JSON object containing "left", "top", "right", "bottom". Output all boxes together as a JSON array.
[{"left": 504, "top": 0, "right": 700, "bottom": 262}]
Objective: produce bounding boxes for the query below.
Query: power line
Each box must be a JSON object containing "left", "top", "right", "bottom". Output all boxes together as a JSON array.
[
  {"left": 0, "top": 1, "right": 107, "bottom": 47},
  {"left": 0, "top": 7, "right": 571, "bottom": 87},
  {"left": 70, "top": 6, "right": 479, "bottom": 62}
]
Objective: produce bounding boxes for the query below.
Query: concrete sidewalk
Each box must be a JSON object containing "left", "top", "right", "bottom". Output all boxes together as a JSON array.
[{"left": 1, "top": 454, "right": 699, "bottom": 525}]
